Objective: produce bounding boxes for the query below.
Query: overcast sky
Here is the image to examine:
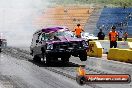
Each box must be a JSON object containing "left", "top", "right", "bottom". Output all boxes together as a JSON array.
[{"left": 0, "top": 0, "right": 50, "bottom": 47}]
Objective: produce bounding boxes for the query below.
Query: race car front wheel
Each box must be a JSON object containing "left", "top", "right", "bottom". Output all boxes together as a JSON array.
[{"left": 61, "top": 55, "right": 71, "bottom": 63}]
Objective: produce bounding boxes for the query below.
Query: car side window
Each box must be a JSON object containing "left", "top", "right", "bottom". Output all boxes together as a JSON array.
[
  {"left": 41, "top": 33, "right": 45, "bottom": 41},
  {"left": 38, "top": 33, "right": 47, "bottom": 42},
  {"left": 45, "top": 33, "right": 54, "bottom": 41},
  {"left": 38, "top": 33, "right": 43, "bottom": 42},
  {"left": 38, "top": 33, "right": 55, "bottom": 41}
]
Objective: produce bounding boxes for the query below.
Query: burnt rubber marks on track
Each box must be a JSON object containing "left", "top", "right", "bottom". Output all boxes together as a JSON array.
[
  {"left": 3, "top": 47, "right": 132, "bottom": 88},
  {"left": 0, "top": 75, "right": 33, "bottom": 88},
  {"left": 29, "top": 60, "right": 85, "bottom": 67}
]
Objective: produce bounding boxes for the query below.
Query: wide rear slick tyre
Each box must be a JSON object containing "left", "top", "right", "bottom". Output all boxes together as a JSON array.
[
  {"left": 33, "top": 55, "right": 41, "bottom": 62},
  {"left": 79, "top": 51, "right": 87, "bottom": 61},
  {"left": 45, "top": 54, "right": 52, "bottom": 65}
]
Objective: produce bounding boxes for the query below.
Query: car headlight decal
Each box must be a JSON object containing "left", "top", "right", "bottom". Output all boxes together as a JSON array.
[{"left": 82, "top": 41, "right": 88, "bottom": 47}]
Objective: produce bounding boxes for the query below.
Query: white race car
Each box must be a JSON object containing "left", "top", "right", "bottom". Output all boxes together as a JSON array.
[{"left": 81, "top": 32, "right": 98, "bottom": 41}]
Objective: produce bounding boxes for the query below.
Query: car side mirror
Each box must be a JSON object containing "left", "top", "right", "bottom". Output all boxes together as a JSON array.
[{"left": 36, "top": 40, "right": 39, "bottom": 43}]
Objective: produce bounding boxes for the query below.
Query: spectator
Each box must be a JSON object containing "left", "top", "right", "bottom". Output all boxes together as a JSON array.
[
  {"left": 108, "top": 26, "right": 118, "bottom": 48},
  {"left": 118, "top": 29, "right": 123, "bottom": 41},
  {"left": 97, "top": 29, "right": 105, "bottom": 40},
  {"left": 123, "top": 32, "right": 128, "bottom": 41},
  {"left": 73, "top": 24, "right": 84, "bottom": 38}
]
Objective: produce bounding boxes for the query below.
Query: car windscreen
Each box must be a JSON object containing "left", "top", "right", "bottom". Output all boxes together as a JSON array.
[
  {"left": 41, "top": 30, "right": 74, "bottom": 41},
  {"left": 55, "top": 30, "right": 74, "bottom": 37}
]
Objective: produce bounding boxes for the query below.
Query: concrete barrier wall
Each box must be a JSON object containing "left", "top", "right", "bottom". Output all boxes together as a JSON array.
[
  {"left": 107, "top": 48, "right": 118, "bottom": 60},
  {"left": 87, "top": 41, "right": 103, "bottom": 57},
  {"left": 98, "top": 40, "right": 132, "bottom": 54},
  {"left": 87, "top": 40, "right": 132, "bottom": 62},
  {"left": 107, "top": 48, "right": 132, "bottom": 62},
  {"left": 98, "top": 40, "right": 110, "bottom": 54},
  {"left": 128, "top": 42, "right": 132, "bottom": 49}
]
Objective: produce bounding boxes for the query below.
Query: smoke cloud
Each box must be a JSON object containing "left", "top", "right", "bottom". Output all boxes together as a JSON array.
[{"left": 0, "top": 0, "right": 49, "bottom": 47}]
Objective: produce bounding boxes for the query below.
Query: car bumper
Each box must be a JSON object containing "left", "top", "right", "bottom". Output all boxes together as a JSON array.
[{"left": 46, "top": 47, "right": 87, "bottom": 55}]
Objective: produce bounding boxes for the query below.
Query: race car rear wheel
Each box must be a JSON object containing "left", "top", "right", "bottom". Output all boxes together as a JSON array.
[
  {"left": 45, "top": 54, "right": 51, "bottom": 65},
  {"left": 79, "top": 51, "right": 87, "bottom": 61},
  {"left": 33, "top": 55, "right": 41, "bottom": 62}
]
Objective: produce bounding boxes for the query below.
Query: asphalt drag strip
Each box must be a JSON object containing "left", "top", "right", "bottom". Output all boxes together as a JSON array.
[
  {"left": 1, "top": 47, "right": 132, "bottom": 88},
  {"left": 0, "top": 53, "right": 91, "bottom": 88}
]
